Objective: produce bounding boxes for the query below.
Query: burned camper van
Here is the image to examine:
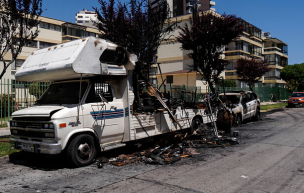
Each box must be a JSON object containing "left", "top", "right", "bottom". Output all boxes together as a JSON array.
[{"left": 9, "top": 37, "right": 214, "bottom": 167}]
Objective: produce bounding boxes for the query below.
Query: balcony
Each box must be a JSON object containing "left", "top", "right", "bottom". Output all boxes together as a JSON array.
[{"left": 264, "top": 46, "right": 288, "bottom": 56}]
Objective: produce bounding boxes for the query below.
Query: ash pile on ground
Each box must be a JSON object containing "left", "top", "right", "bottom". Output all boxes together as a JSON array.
[{"left": 95, "top": 124, "right": 239, "bottom": 168}]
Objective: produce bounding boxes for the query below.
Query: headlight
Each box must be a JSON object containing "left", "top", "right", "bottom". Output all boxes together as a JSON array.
[
  {"left": 10, "top": 122, "right": 15, "bottom": 126},
  {"left": 11, "top": 130, "right": 18, "bottom": 134},
  {"left": 44, "top": 124, "right": 49, "bottom": 129},
  {"left": 45, "top": 133, "right": 55, "bottom": 138},
  {"left": 49, "top": 124, "right": 54, "bottom": 129}
]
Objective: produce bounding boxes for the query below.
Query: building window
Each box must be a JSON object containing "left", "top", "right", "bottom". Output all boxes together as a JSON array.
[
  {"left": 85, "top": 21, "right": 89, "bottom": 23},
  {"left": 78, "top": 16, "right": 83, "bottom": 18},
  {"left": 26, "top": 40, "right": 37, "bottom": 48},
  {"left": 11, "top": 60, "right": 16, "bottom": 70},
  {"left": 16, "top": 59, "right": 24, "bottom": 67},
  {"left": 167, "top": 75, "right": 173, "bottom": 84},
  {"left": 55, "top": 25, "right": 61, "bottom": 32},
  {"left": 78, "top": 20, "right": 83, "bottom": 23},
  {"left": 85, "top": 16, "right": 89, "bottom": 18},
  {"left": 39, "top": 41, "right": 55, "bottom": 49},
  {"left": 40, "top": 22, "right": 61, "bottom": 32}
]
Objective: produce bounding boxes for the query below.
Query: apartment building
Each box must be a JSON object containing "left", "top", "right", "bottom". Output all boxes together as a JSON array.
[
  {"left": 2, "top": 16, "right": 100, "bottom": 81},
  {"left": 155, "top": 12, "right": 288, "bottom": 92},
  {"left": 225, "top": 21, "right": 288, "bottom": 88},
  {"left": 150, "top": 0, "right": 215, "bottom": 17},
  {"left": 263, "top": 36, "right": 288, "bottom": 87},
  {"left": 225, "top": 19, "right": 264, "bottom": 87},
  {"left": 75, "top": 9, "right": 97, "bottom": 28}
]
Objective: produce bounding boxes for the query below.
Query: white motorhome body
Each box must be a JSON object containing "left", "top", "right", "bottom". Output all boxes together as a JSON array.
[{"left": 10, "top": 37, "right": 212, "bottom": 167}]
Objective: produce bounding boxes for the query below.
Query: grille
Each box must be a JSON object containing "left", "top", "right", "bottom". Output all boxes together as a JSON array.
[
  {"left": 16, "top": 130, "right": 49, "bottom": 138},
  {"left": 15, "top": 122, "right": 44, "bottom": 129},
  {"left": 13, "top": 117, "right": 50, "bottom": 121}
]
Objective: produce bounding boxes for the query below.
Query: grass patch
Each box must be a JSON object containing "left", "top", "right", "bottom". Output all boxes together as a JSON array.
[
  {"left": 260, "top": 103, "right": 287, "bottom": 111},
  {"left": 0, "top": 137, "right": 19, "bottom": 157}
]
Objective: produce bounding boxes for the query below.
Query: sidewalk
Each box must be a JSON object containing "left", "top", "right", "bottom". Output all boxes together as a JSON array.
[{"left": 0, "top": 128, "right": 10, "bottom": 137}]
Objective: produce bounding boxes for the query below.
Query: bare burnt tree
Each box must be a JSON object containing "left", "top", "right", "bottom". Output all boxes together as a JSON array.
[
  {"left": 93, "top": 0, "right": 176, "bottom": 65},
  {"left": 177, "top": 12, "right": 244, "bottom": 93},
  {"left": 235, "top": 58, "right": 270, "bottom": 91},
  {"left": 0, "top": 0, "right": 42, "bottom": 80}
]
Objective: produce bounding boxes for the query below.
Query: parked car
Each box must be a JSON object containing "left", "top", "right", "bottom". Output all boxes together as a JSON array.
[
  {"left": 219, "top": 91, "right": 260, "bottom": 126},
  {"left": 288, "top": 92, "right": 304, "bottom": 107}
]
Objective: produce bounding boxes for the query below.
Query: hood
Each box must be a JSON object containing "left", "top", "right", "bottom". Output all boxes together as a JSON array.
[{"left": 12, "top": 106, "right": 65, "bottom": 117}]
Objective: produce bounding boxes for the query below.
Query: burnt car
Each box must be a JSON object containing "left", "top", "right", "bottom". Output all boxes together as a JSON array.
[
  {"left": 288, "top": 92, "right": 304, "bottom": 107},
  {"left": 219, "top": 91, "right": 260, "bottom": 126}
]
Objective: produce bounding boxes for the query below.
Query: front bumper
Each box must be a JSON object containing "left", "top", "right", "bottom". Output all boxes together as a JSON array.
[
  {"left": 10, "top": 138, "right": 62, "bottom": 154},
  {"left": 288, "top": 102, "right": 304, "bottom": 106}
]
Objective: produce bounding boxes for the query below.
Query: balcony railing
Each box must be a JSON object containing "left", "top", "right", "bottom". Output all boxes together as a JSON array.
[{"left": 264, "top": 47, "right": 288, "bottom": 55}]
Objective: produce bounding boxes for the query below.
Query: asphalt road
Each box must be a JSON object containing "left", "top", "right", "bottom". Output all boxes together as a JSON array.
[{"left": 1, "top": 107, "right": 304, "bottom": 193}]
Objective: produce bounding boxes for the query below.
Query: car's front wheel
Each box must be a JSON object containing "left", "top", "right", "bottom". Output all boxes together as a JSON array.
[
  {"left": 66, "top": 134, "right": 97, "bottom": 167},
  {"left": 235, "top": 114, "right": 242, "bottom": 127},
  {"left": 253, "top": 108, "right": 260, "bottom": 121}
]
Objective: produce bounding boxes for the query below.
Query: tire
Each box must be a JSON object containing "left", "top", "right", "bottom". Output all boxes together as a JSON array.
[
  {"left": 190, "top": 117, "right": 203, "bottom": 134},
  {"left": 66, "top": 134, "right": 97, "bottom": 167},
  {"left": 235, "top": 114, "right": 242, "bottom": 127},
  {"left": 253, "top": 108, "right": 260, "bottom": 121}
]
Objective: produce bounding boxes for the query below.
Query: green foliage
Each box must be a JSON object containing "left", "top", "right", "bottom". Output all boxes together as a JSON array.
[
  {"left": 235, "top": 58, "right": 270, "bottom": 91},
  {"left": 0, "top": 94, "right": 16, "bottom": 117},
  {"left": 218, "top": 79, "right": 237, "bottom": 87},
  {"left": 29, "top": 83, "right": 47, "bottom": 99},
  {"left": 177, "top": 12, "right": 244, "bottom": 93},
  {"left": 0, "top": 138, "right": 20, "bottom": 157},
  {"left": 280, "top": 63, "right": 304, "bottom": 92},
  {"left": 260, "top": 103, "right": 287, "bottom": 111}
]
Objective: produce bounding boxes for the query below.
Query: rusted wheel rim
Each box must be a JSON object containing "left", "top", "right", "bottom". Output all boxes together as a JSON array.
[{"left": 77, "top": 143, "right": 92, "bottom": 160}]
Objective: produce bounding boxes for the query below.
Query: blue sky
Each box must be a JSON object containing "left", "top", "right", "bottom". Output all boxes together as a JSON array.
[{"left": 42, "top": 0, "right": 303, "bottom": 65}]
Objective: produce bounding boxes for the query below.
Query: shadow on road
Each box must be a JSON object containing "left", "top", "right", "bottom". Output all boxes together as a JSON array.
[
  {"left": 7, "top": 140, "right": 158, "bottom": 171},
  {"left": 8, "top": 151, "right": 70, "bottom": 171}
]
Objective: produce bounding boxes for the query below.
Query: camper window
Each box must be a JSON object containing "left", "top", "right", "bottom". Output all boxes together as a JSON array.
[{"left": 99, "top": 49, "right": 115, "bottom": 64}]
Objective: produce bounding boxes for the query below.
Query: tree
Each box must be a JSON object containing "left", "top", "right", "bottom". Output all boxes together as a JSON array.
[
  {"left": 0, "top": 0, "right": 43, "bottom": 80},
  {"left": 93, "top": 0, "right": 175, "bottom": 65},
  {"left": 176, "top": 11, "right": 244, "bottom": 93},
  {"left": 218, "top": 79, "right": 237, "bottom": 87},
  {"left": 280, "top": 63, "right": 304, "bottom": 92},
  {"left": 235, "top": 58, "right": 270, "bottom": 91}
]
